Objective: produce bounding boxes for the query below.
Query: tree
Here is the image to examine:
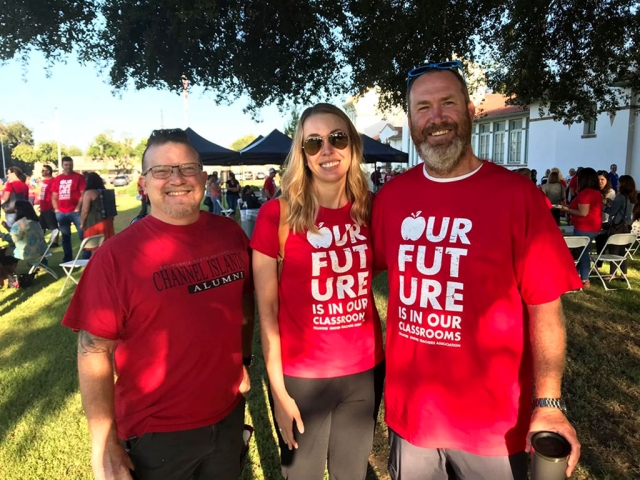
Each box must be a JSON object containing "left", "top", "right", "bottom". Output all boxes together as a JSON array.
[
  {"left": 283, "top": 108, "right": 300, "bottom": 138},
  {"left": 67, "top": 145, "right": 83, "bottom": 156},
  {"left": 0, "top": 121, "right": 34, "bottom": 149},
  {"left": 11, "top": 143, "right": 37, "bottom": 163},
  {"left": 230, "top": 135, "right": 257, "bottom": 151},
  {"left": 3, "top": 1, "right": 639, "bottom": 123}
]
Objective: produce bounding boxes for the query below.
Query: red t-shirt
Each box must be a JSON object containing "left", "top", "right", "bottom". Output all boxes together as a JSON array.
[
  {"left": 568, "top": 175, "right": 578, "bottom": 193},
  {"left": 372, "top": 161, "right": 582, "bottom": 456},
  {"left": 51, "top": 172, "right": 86, "bottom": 213},
  {"left": 250, "top": 199, "right": 384, "bottom": 378},
  {"left": 5, "top": 181, "right": 29, "bottom": 199},
  {"left": 62, "top": 212, "right": 253, "bottom": 439},
  {"left": 569, "top": 188, "right": 602, "bottom": 232},
  {"left": 40, "top": 178, "right": 55, "bottom": 211},
  {"left": 263, "top": 176, "right": 276, "bottom": 199}
]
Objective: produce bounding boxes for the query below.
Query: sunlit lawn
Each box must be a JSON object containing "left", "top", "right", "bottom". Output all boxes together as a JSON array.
[{"left": 1, "top": 193, "right": 639, "bottom": 479}]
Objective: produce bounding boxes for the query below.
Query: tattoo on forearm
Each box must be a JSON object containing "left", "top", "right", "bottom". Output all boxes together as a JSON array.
[{"left": 78, "top": 330, "right": 111, "bottom": 355}]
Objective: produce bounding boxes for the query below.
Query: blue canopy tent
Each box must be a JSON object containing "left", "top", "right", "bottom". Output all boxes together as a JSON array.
[
  {"left": 239, "top": 129, "right": 292, "bottom": 165},
  {"left": 185, "top": 128, "right": 240, "bottom": 165}
]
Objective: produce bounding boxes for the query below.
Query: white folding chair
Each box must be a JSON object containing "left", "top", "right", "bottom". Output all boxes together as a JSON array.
[
  {"left": 215, "top": 199, "right": 234, "bottom": 217},
  {"left": 628, "top": 234, "right": 640, "bottom": 259},
  {"left": 28, "top": 228, "right": 60, "bottom": 280},
  {"left": 588, "top": 233, "right": 637, "bottom": 290},
  {"left": 564, "top": 236, "right": 591, "bottom": 267},
  {"left": 58, "top": 234, "right": 105, "bottom": 296}
]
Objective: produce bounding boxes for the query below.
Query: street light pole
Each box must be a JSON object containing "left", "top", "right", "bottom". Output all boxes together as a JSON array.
[
  {"left": 0, "top": 135, "right": 6, "bottom": 176},
  {"left": 55, "top": 108, "right": 62, "bottom": 171}
]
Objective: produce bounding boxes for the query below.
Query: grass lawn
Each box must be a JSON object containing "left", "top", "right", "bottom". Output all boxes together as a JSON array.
[{"left": 1, "top": 195, "right": 639, "bottom": 479}]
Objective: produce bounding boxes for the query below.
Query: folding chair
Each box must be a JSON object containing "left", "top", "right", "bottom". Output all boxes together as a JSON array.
[
  {"left": 588, "top": 233, "right": 637, "bottom": 290},
  {"left": 28, "top": 228, "right": 60, "bottom": 280},
  {"left": 564, "top": 236, "right": 591, "bottom": 266},
  {"left": 215, "top": 198, "right": 234, "bottom": 217},
  {"left": 628, "top": 234, "right": 640, "bottom": 259},
  {"left": 58, "top": 234, "right": 105, "bottom": 296}
]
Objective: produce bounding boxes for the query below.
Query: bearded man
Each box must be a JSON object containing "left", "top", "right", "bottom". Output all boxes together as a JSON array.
[
  {"left": 62, "top": 129, "right": 255, "bottom": 480},
  {"left": 371, "top": 61, "right": 582, "bottom": 480}
]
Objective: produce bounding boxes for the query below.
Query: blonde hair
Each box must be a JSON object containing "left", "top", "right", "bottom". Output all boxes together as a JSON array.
[
  {"left": 551, "top": 167, "right": 565, "bottom": 182},
  {"left": 281, "top": 103, "right": 371, "bottom": 234}
]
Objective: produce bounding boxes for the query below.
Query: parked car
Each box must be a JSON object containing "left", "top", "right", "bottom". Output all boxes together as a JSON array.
[
  {"left": 244, "top": 172, "right": 253, "bottom": 180},
  {"left": 112, "top": 175, "right": 129, "bottom": 187},
  {"left": 256, "top": 172, "right": 265, "bottom": 180}
]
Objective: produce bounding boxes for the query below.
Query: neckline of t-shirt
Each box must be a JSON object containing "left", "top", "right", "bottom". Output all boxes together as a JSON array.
[
  {"left": 318, "top": 201, "right": 352, "bottom": 213},
  {"left": 422, "top": 161, "right": 484, "bottom": 183},
  {"left": 144, "top": 211, "right": 207, "bottom": 231}
]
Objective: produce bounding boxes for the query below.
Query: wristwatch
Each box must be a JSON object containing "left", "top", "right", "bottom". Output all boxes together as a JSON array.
[
  {"left": 534, "top": 397, "right": 567, "bottom": 415},
  {"left": 242, "top": 355, "right": 254, "bottom": 368}
]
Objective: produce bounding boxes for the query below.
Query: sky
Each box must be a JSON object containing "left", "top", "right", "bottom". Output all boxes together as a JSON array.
[{"left": 0, "top": 52, "right": 310, "bottom": 151}]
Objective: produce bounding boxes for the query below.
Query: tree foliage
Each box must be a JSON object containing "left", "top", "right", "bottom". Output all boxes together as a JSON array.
[
  {"left": 0, "top": 121, "right": 34, "bottom": 150},
  {"left": 86, "top": 132, "right": 139, "bottom": 171},
  {"left": 283, "top": 108, "right": 300, "bottom": 138},
  {"left": 230, "top": 135, "right": 257, "bottom": 151},
  {"left": 9, "top": 141, "right": 82, "bottom": 164},
  {"left": 2, "top": 1, "right": 639, "bottom": 123}
]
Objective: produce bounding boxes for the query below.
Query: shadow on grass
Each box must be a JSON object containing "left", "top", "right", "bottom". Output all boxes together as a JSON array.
[
  {"left": 0, "top": 293, "right": 78, "bottom": 448},
  {"left": 558, "top": 262, "right": 640, "bottom": 480}
]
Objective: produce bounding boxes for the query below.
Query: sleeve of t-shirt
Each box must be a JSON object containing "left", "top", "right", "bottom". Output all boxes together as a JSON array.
[
  {"left": 5, "top": 182, "right": 14, "bottom": 194},
  {"left": 249, "top": 199, "right": 280, "bottom": 258},
  {"left": 50, "top": 177, "right": 60, "bottom": 194},
  {"left": 515, "top": 184, "right": 583, "bottom": 304},
  {"left": 61, "top": 249, "right": 124, "bottom": 340},
  {"left": 371, "top": 191, "right": 388, "bottom": 271}
]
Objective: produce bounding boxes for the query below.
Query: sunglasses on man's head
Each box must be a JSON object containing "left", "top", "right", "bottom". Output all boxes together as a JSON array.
[
  {"left": 406, "top": 60, "right": 466, "bottom": 89},
  {"left": 148, "top": 128, "right": 190, "bottom": 143},
  {"left": 302, "top": 132, "right": 349, "bottom": 156}
]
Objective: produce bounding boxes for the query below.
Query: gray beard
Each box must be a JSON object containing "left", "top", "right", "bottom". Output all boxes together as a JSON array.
[
  {"left": 160, "top": 199, "right": 200, "bottom": 219},
  {"left": 416, "top": 135, "right": 468, "bottom": 176}
]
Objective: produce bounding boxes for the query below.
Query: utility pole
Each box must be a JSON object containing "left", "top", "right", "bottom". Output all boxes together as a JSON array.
[
  {"left": 0, "top": 135, "right": 6, "bottom": 176},
  {"left": 182, "top": 75, "right": 189, "bottom": 129},
  {"left": 55, "top": 108, "right": 62, "bottom": 171}
]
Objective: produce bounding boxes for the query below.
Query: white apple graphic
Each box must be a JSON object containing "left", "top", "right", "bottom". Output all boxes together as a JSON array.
[
  {"left": 307, "top": 223, "right": 333, "bottom": 248},
  {"left": 401, "top": 212, "right": 426, "bottom": 241}
]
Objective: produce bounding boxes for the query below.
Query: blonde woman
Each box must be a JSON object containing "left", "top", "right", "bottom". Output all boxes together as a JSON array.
[{"left": 251, "top": 103, "right": 384, "bottom": 479}]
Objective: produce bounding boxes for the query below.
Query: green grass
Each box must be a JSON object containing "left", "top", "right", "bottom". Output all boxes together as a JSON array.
[{"left": 1, "top": 199, "right": 639, "bottom": 479}]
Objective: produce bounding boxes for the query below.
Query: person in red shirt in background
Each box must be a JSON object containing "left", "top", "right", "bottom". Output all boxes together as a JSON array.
[
  {"left": 263, "top": 167, "right": 277, "bottom": 200},
  {"left": 2, "top": 166, "right": 30, "bottom": 228},
  {"left": 51, "top": 157, "right": 86, "bottom": 262},
  {"left": 372, "top": 61, "right": 581, "bottom": 480},
  {"left": 252, "top": 103, "right": 384, "bottom": 479},
  {"left": 559, "top": 167, "right": 603, "bottom": 288},
  {"left": 38, "top": 165, "right": 60, "bottom": 247}
]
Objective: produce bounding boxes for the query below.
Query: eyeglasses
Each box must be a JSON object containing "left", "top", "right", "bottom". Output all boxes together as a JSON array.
[
  {"left": 143, "top": 163, "right": 202, "bottom": 179},
  {"left": 302, "top": 132, "right": 349, "bottom": 156},
  {"left": 407, "top": 60, "right": 466, "bottom": 89}
]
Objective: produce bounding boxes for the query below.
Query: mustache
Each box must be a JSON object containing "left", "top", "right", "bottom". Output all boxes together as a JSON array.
[{"left": 422, "top": 121, "right": 458, "bottom": 137}]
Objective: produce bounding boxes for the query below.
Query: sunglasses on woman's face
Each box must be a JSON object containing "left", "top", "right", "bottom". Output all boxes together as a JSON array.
[{"left": 302, "top": 132, "right": 349, "bottom": 156}]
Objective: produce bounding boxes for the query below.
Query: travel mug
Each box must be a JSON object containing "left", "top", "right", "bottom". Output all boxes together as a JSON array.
[{"left": 531, "top": 431, "right": 572, "bottom": 480}]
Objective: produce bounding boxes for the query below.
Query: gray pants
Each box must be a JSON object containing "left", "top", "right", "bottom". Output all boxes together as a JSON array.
[
  {"left": 388, "top": 429, "right": 528, "bottom": 480},
  {"left": 121, "top": 399, "right": 246, "bottom": 480}
]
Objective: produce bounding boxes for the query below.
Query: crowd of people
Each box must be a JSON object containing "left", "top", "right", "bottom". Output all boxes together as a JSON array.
[
  {"left": 531, "top": 165, "right": 639, "bottom": 288},
  {"left": 0, "top": 157, "right": 117, "bottom": 287},
  {"left": 55, "top": 60, "right": 611, "bottom": 480}
]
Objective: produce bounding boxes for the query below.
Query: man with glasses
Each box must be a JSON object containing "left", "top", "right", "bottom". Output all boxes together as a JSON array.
[
  {"left": 371, "top": 61, "right": 582, "bottom": 479},
  {"left": 38, "top": 164, "right": 59, "bottom": 246},
  {"left": 62, "top": 129, "right": 255, "bottom": 480}
]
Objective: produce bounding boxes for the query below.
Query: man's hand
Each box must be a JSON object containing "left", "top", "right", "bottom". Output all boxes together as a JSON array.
[
  {"left": 527, "top": 407, "right": 580, "bottom": 478},
  {"left": 239, "top": 366, "right": 250, "bottom": 397},
  {"left": 91, "top": 440, "right": 134, "bottom": 480}
]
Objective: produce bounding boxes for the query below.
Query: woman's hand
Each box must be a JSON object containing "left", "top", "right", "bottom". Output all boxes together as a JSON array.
[{"left": 273, "top": 392, "right": 305, "bottom": 450}]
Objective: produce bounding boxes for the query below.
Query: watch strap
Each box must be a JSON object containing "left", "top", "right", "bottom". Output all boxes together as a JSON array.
[{"left": 534, "top": 397, "right": 567, "bottom": 414}]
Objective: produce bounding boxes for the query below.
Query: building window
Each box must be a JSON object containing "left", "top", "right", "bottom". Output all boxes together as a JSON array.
[
  {"left": 493, "top": 122, "right": 505, "bottom": 164},
  {"left": 583, "top": 116, "right": 597, "bottom": 136},
  {"left": 508, "top": 119, "right": 523, "bottom": 164},
  {"left": 478, "top": 123, "right": 490, "bottom": 159},
  {"left": 471, "top": 134, "right": 477, "bottom": 153}
]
